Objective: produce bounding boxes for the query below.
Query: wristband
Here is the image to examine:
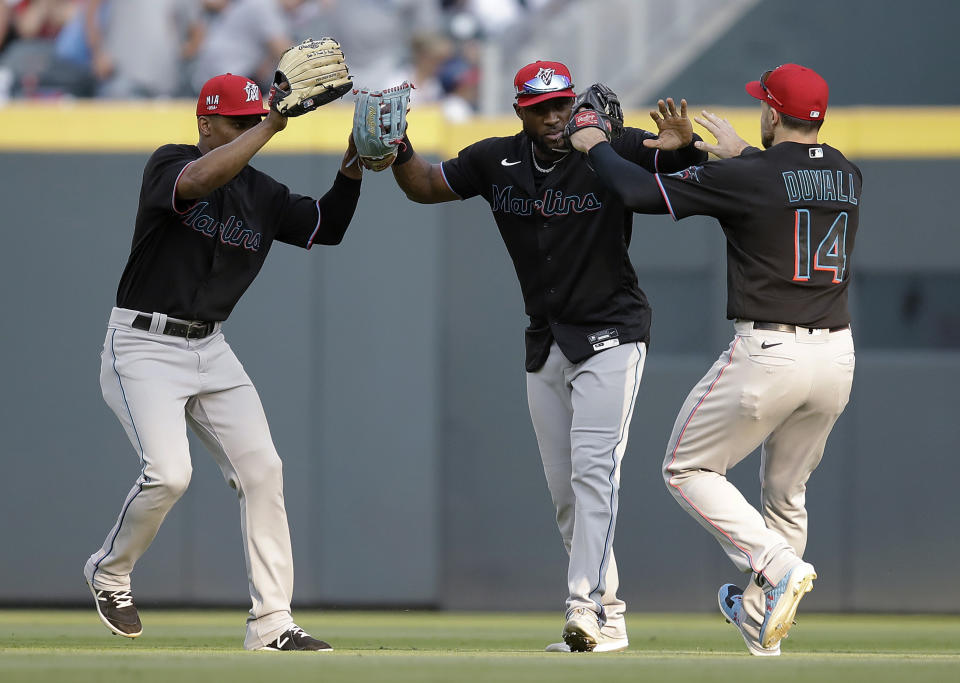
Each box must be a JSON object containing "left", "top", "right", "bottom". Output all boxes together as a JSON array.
[{"left": 394, "top": 135, "right": 415, "bottom": 166}]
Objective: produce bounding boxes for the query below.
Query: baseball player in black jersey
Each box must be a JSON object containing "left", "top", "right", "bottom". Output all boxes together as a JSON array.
[
  {"left": 385, "top": 60, "right": 706, "bottom": 652},
  {"left": 569, "top": 64, "right": 861, "bottom": 656},
  {"left": 84, "top": 73, "right": 363, "bottom": 651}
]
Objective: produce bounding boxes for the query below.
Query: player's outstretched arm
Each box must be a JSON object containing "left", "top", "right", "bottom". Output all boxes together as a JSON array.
[
  {"left": 178, "top": 108, "right": 288, "bottom": 200},
  {"left": 693, "top": 110, "right": 751, "bottom": 159},
  {"left": 391, "top": 146, "right": 459, "bottom": 204},
  {"left": 570, "top": 134, "right": 668, "bottom": 214},
  {"left": 309, "top": 134, "right": 363, "bottom": 246},
  {"left": 589, "top": 143, "right": 668, "bottom": 214}
]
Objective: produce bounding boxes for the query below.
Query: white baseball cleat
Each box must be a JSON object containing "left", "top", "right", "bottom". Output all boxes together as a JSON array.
[
  {"left": 545, "top": 629, "right": 629, "bottom": 653},
  {"left": 759, "top": 561, "right": 817, "bottom": 649},
  {"left": 560, "top": 608, "right": 603, "bottom": 652}
]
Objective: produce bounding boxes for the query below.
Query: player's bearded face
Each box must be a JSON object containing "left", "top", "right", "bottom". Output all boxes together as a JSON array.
[
  {"left": 760, "top": 103, "right": 775, "bottom": 149},
  {"left": 517, "top": 97, "right": 574, "bottom": 156}
]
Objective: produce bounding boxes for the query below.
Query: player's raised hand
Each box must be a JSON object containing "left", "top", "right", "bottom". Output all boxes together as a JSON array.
[
  {"left": 643, "top": 98, "right": 693, "bottom": 150},
  {"left": 341, "top": 133, "right": 362, "bottom": 180},
  {"left": 266, "top": 80, "right": 290, "bottom": 132},
  {"left": 693, "top": 110, "right": 750, "bottom": 159}
]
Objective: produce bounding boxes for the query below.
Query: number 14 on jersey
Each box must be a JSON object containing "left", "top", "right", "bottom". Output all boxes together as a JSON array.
[{"left": 794, "top": 209, "right": 848, "bottom": 283}]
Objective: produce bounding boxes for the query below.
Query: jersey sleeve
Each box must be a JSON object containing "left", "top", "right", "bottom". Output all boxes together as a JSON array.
[
  {"left": 612, "top": 128, "right": 660, "bottom": 171},
  {"left": 613, "top": 127, "right": 707, "bottom": 174},
  {"left": 586, "top": 142, "right": 668, "bottom": 214},
  {"left": 438, "top": 138, "right": 497, "bottom": 200},
  {"left": 654, "top": 156, "right": 753, "bottom": 221},
  {"left": 266, "top": 178, "right": 321, "bottom": 249},
  {"left": 272, "top": 190, "right": 322, "bottom": 249},
  {"left": 139, "top": 145, "right": 200, "bottom": 215},
  {"left": 272, "top": 172, "right": 362, "bottom": 249}
]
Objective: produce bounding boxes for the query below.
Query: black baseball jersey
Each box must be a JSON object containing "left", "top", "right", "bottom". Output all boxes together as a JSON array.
[
  {"left": 656, "top": 142, "right": 862, "bottom": 328},
  {"left": 116, "top": 144, "right": 361, "bottom": 321},
  {"left": 441, "top": 129, "right": 705, "bottom": 371}
]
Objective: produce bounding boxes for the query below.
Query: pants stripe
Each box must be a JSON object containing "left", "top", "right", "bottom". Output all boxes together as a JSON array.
[
  {"left": 665, "top": 337, "right": 759, "bottom": 571},
  {"left": 93, "top": 329, "right": 148, "bottom": 582},
  {"left": 591, "top": 342, "right": 644, "bottom": 616}
]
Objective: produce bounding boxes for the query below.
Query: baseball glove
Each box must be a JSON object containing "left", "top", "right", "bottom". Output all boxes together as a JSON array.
[
  {"left": 563, "top": 108, "right": 614, "bottom": 143},
  {"left": 352, "top": 82, "right": 413, "bottom": 171},
  {"left": 270, "top": 37, "right": 352, "bottom": 117},
  {"left": 572, "top": 83, "right": 624, "bottom": 138}
]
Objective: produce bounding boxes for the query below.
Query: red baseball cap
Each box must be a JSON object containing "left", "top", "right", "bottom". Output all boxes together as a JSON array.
[
  {"left": 196, "top": 73, "right": 270, "bottom": 117},
  {"left": 745, "top": 63, "right": 828, "bottom": 121},
  {"left": 514, "top": 60, "right": 575, "bottom": 107}
]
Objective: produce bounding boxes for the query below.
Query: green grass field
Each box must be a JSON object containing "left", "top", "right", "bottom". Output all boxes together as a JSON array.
[{"left": 1, "top": 610, "right": 958, "bottom": 683}]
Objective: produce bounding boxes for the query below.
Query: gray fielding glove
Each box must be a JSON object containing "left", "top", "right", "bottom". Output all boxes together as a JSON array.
[{"left": 352, "top": 82, "right": 413, "bottom": 171}]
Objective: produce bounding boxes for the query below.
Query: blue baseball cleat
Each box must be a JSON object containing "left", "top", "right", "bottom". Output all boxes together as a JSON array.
[
  {"left": 718, "top": 583, "right": 780, "bottom": 656},
  {"left": 759, "top": 561, "right": 817, "bottom": 649}
]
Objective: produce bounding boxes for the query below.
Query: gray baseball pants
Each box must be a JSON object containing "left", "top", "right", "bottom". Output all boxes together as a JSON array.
[
  {"left": 527, "top": 340, "right": 646, "bottom": 634},
  {"left": 663, "top": 320, "right": 854, "bottom": 590},
  {"left": 85, "top": 307, "right": 296, "bottom": 649}
]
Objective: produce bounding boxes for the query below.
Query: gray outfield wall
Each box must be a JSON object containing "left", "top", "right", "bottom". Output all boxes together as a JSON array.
[{"left": 1, "top": 152, "right": 958, "bottom": 612}]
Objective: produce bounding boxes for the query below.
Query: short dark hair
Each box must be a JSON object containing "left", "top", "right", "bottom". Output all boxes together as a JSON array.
[{"left": 780, "top": 112, "right": 824, "bottom": 133}]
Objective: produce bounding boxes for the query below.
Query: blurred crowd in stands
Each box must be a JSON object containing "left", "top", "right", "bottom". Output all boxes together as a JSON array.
[{"left": 0, "top": 0, "right": 555, "bottom": 119}]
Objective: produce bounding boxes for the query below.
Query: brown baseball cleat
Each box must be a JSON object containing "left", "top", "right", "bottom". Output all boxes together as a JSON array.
[
  {"left": 257, "top": 625, "right": 333, "bottom": 651},
  {"left": 87, "top": 580, "right": 143, "bottom": 638}
]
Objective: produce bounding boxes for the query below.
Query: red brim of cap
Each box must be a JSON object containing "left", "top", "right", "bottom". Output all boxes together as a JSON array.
[
  {"left": 744, "top": 80, "right": 766, "bottom": 102},
  {"left": 516, "top": 89, "right": 575, "bottom": 107},
  {"left": 221, "top": 103, "right": 270, "bottom": 116},
  {"left": 197, "top": 100, "right": 270, "bottom": 116}
]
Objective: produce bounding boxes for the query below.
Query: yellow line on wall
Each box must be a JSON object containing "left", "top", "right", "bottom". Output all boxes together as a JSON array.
[{"left": 0, "top": 101, "right": 958, "bottom": 159}]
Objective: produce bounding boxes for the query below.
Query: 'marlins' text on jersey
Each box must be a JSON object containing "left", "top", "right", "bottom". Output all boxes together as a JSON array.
[
  {"left": 492, "top": 184, "right": 602, "bottom": 216},
  {"left": 181, "top": 201, "right": 263, "bottom": 251},
  {"left": 782, "top": 169, "right": 858, "bottom": 205}
]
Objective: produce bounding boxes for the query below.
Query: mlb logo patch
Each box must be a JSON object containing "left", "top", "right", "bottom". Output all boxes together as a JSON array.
[{"left": 809, "top": 110, "right": 821, "bottom": 118}]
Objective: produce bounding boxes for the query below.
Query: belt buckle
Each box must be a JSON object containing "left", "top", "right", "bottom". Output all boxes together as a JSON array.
[{"left": 185, "top": 321, "right": 209, "bottom": 339}]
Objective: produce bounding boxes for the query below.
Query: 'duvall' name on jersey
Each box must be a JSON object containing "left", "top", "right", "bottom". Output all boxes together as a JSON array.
[{"left": 782, "top": 169, "right": 858, "bottom": 205}]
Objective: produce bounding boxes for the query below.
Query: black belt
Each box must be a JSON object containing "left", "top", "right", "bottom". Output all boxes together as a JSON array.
[
  {"left": 751, "top": 321, "right": 849, "bottom": 334},
  {"left": 132, "top": 313, "right": 216, "bottom": 339}
]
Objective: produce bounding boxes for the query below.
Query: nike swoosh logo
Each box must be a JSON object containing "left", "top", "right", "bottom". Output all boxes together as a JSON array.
[
  {"left": 760, "top": 341, "right": 782, "bottom": 349},
  {"left": 501, "top": 158, "right": 522, "bottom": 166}
]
